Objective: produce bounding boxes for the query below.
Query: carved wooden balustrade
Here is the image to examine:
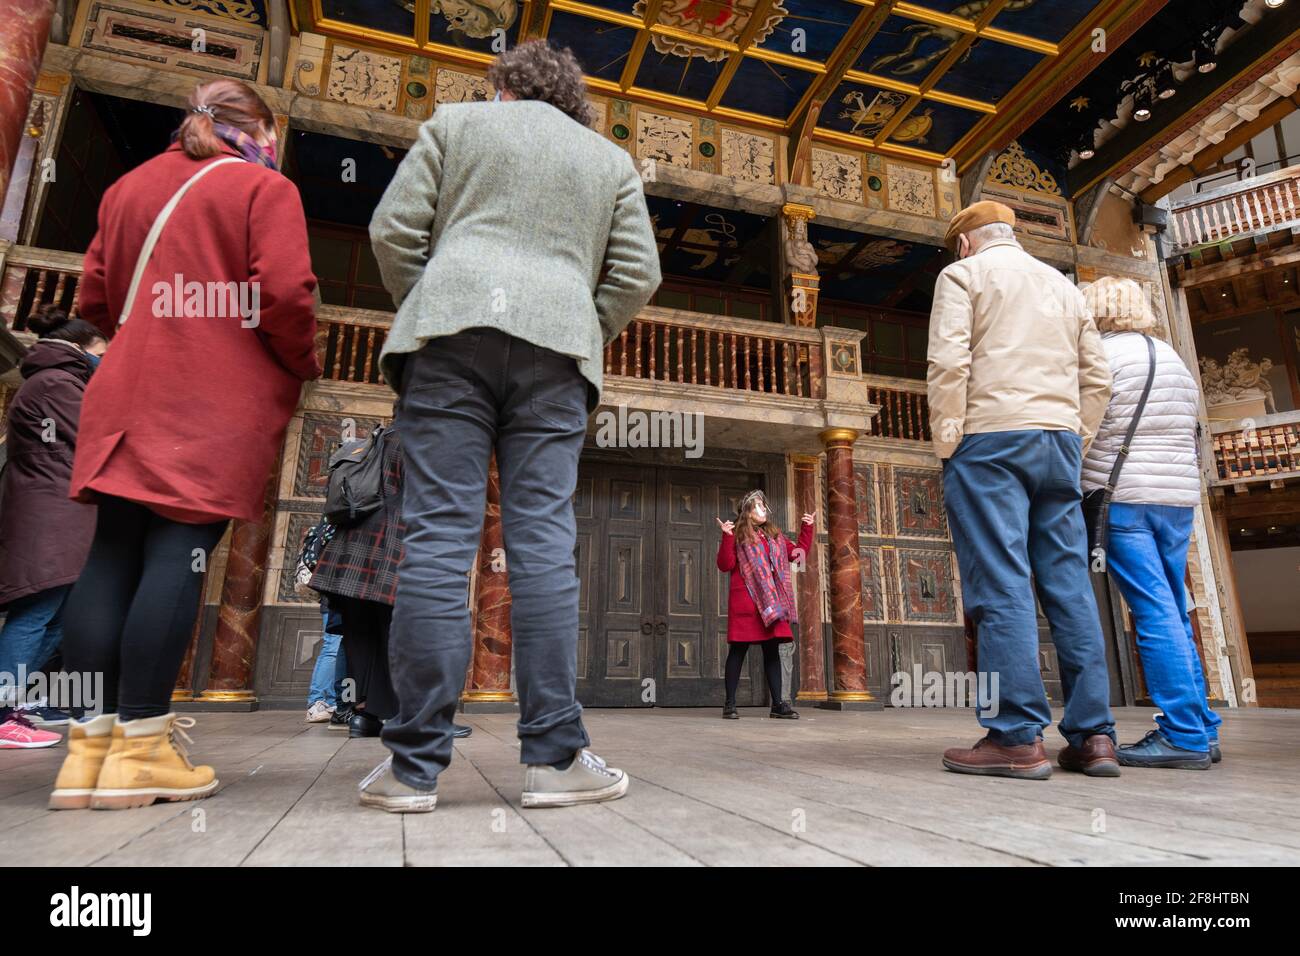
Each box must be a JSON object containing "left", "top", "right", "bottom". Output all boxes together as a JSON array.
[
  {"left": 0, "top": 244, "right": 86, "bottom": 331},
  {"left": 862, "top": 372, "right": 931, "bottom": 442},
  {"left": 603, "top": 307, "right": 821, "bottom": 400},
  {"left": 1210, "top": 411, "right": 1300, "bottom": 484},
  {"left": 1168, "top": 166, "right": 1300, "bottom": 251}
]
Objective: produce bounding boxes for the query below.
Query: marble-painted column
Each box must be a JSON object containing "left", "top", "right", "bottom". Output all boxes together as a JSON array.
[
  {"left": 0, "top": 0, "right": 55, "bottom": 203},
  {"left": 464, "top": 455, "right": 514, "bottom": 708},
  {"left": 792, "top": 455, "right": 827, "bottom": 702},
  {"left": 200, "top": 474, "right": 276, "bottom": 702},
  {"left": 820, "top": 429, "right": 873, "bottom": 708}
]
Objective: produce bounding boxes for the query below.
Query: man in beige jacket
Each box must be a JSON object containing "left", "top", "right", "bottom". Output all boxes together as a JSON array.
[{"left": 928, "top": 201, "right": 1117, "bottom": 781}]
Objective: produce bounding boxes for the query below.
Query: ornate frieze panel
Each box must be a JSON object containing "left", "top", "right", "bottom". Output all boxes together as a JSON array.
[
  {"left": 721, "top": 128, "right": 776, "bottom": 185},
  {"left": 326, "top": 43, "right": 402, "bottom": 111},
  {"left": 982, "top": 183, "right": 1074, "bottom": 244},
  {"left": 812, "top": 147, "right": 862, "bottom": 203},
  {"left": 74, "top": 0, "right": 266, "bottom": 83},
  {"left": 635, "top": 108, "right": 694, "bottom": 168},
  {"left": 433, "top": 65, "right": 492, "bottom": 106},
  {"left": 886, "top": 162, "right": 936, "bottom": 218}
]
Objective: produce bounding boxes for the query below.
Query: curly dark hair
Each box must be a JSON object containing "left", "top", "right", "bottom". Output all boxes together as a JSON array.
[{"left": 486, "top": 40, "right": 595, "bottom": 128}]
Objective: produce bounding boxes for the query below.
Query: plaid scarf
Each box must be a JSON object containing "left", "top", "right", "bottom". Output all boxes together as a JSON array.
[
  {"left": 736, "top": 530, "right": 796, "bottom": 629},
  {"left": 172, "top": 122, "right": 277, "bottom": 170}
]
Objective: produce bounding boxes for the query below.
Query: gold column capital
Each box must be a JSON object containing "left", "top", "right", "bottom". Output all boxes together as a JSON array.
[
  {"left": 782, "top": 202, "right": 817, "bottom": 221},
  {"left": 819, "top": 428, "right": 859, "bottom": 446}
]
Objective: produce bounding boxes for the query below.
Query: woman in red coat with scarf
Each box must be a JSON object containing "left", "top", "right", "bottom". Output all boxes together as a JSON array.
[
  {"left": 50, "top": 79, "right": 321, "bottom": 811},
  {"left": 716, "top": 490, "right": 815, "bottom": 720}
]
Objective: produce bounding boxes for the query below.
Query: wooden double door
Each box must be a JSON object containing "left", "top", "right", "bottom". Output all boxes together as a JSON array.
[{"left": 574, "top": 461, "right": 771, "bottom": 707}]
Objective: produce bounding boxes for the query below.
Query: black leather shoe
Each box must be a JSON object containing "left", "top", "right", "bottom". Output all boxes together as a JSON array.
[
  {"left": 769, "top": 701, "right": 800, "bottom": 719},
  {"left": 1117, "top": 730, "right": 1210, "bottom": 770},
  {"left": 328, "top": 706, "right": 354, "bottom": 732},
  {"left": 1210, "top": 740, "right": 1222, "bottom": 764},
  {"left": 348, "top": 710, "right": 384, "bottom": 738},
  {"left": 453, "top": 723, "right": 472, "bottom": 739},
  {"left": 722, "top": 703, "right": 739, "bottom": 719}
]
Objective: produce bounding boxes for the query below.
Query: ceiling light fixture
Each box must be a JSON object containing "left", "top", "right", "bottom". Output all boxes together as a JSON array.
[
  {"left": 1265, "top": 0, "right": 1285, "bottom": 10},
  {"left": 1077, "top": 130, "right": 1096, "bottom": 160},
  {"left": 1132, "top": 78, "right": 1156, "bottom": 122},
  {"left": 1154, "top": 60, "right": 1178, "bottom": 99},
  {"left": 1195, "top": 30, "right": 1219, "bottom": 73}
]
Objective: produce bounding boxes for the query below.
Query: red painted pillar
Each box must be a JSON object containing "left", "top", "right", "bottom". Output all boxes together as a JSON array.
[
  {"left": 200, "top": 475, "right": 275, "bottom": 702},
  {"left": 464, "top": 455, "right": 514, "bottom": 706},
  {"left": 820, "top": 429, "right": 873, "bottom": 706},
  {"left": 0, "top": 0, "right": 54, "bottom": 202},
  {"left": 792, "top": 455, "right": 827, "bottom": 702}
]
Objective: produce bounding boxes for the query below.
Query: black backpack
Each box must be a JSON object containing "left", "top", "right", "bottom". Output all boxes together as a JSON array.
[{"left": 324, "top": 426, "right": 389, "bottom": 527}]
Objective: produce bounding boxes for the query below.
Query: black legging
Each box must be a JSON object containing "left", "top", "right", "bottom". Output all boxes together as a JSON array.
[
  {"left": 724, "top": 639, "right": 784, "bottom": 706},
  {"left": 62, "top": 495, "right": 227, "bottom": 719},
  {"left": 332, "top": 595, "right": 397, "bottom": 721}
]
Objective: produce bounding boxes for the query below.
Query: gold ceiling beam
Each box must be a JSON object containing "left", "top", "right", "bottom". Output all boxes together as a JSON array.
[
  {"left": 519, "top": 0, "right": 553, "bottom": 39},
  {"left": 872, "top": 0, "right": 1011, "bottom": 148},
  {"left": 785, "top": 1, "right": 895, "bottom": 141},
  {"left": 619, "top": 0, "right": 664, "bottom": 91},
  {"left": 704, "top": 0, "right": 780, "bottom": 110},
  {"left": 813, "top": 127, "right": 946, "bottom": 166},
  {"left": 841, "top": 69, "right": 996, "bottom": 113},
  {"left": 550, "top": 0, "right": 643, "bottom": 30},
  {"left": 415, "top": 0, "right": 430, "bottom": 48}
]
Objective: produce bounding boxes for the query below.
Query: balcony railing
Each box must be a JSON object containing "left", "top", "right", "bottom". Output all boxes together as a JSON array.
[
  {"left": 863, "top": 373, "right": 930, "bottom": 442},
  {"left": 0, "top": 244, "right": 86, "bottom": 331},
  {"left": 1168, "top": 166, "right": 1300, "bottom": 251},
  {"left": 603, "top": 307, "right": 822, "bottom": 400},
  {"left": 1210, "top": 411, "right": 1300, "bottom": 484},
  {"left": 316, "top": 304, "right": 389, "bottom": 386}
]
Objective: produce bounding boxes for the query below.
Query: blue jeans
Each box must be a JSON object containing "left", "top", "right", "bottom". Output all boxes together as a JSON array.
[
  {"left": 943, "top": 430, "right": 1115, "bottom": 748},
  {"left": 307, "top": 614, "right": 347, "bottom": 708},
  {"left": 0, "top": 585, "right": 73, "bottom": 704},
  {"left": 1105, "top": 503, "right": 1222, "bottom": 753},
  {"left": 383, "top": 329, "right": 591, "bottom": 787}
]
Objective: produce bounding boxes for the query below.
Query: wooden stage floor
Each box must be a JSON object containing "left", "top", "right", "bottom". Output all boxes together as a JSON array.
[{"left": 3, "top": 707, "right": 1297, "bottom": 866}]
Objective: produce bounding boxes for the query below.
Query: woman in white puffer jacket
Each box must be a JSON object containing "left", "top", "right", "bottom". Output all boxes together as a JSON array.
[{"left": 1081, "top": 276, "right": 1222, "bottom": 770}]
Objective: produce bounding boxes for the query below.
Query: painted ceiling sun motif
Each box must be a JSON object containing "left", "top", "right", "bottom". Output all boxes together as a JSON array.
[{"left": 633, "top": 0, "right": 789, "bottom": 63}]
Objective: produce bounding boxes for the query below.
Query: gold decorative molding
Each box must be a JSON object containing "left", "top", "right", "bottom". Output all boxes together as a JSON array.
[{"left": 987, "top": 140, "right": 1060, "bottom": 196}]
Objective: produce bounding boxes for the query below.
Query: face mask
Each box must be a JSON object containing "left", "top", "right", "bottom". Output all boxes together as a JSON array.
[
  {"left": 493, "top": 91, "right": 502, "bottom": 102},
  {"left": 85, "top": 352, "right": 102, "bottom": 370}
]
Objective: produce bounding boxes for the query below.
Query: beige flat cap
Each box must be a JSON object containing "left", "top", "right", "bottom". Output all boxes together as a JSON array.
[{"left": 944, "top": 200, "right": 1016, "bottom": 250}]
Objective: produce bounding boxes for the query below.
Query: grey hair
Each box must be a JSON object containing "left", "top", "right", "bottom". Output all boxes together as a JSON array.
[{"left": 966, "top": 221, "right": 1015, "bottom": 250}]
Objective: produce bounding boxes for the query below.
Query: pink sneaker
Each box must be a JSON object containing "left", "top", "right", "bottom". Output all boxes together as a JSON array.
[{"left": 0, "top": 711, "right": 62, "bottom": 749}]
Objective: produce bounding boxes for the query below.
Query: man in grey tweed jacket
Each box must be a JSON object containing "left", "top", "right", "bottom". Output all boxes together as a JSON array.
[{"left": 360, "top": 42, "right": 661, "bottom": 814}]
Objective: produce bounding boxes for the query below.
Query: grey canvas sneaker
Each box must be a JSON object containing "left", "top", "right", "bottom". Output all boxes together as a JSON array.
[
  {"left": 358, "top": 756, "right": 438, "bottom": 813},
  {"left": 521, "top": 749, "right": 629, "bottom": 808}
]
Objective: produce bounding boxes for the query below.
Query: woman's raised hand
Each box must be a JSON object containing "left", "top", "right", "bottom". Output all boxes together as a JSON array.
[
  {"left": 801, "top": 510, "right": 816, "bottom": 525},
  {"left": 716, "top": 517, "right": 735, "bottom": 535}
]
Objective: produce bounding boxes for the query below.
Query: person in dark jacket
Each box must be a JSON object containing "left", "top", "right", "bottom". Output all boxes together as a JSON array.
[
  {"left": 309, "top": 423, "right": 470, "bottom": 740},
  {"left": 0, "top": 306, "right": 106, "bottom": 747}
]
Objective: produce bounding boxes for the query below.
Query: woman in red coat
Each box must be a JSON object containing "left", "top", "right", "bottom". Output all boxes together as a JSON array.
[
  {"left": 715, "top": 490, "right": 815, "bottom": 720},
  {"left": 51, "top": 79, "right": 320, "bottom": 811}
]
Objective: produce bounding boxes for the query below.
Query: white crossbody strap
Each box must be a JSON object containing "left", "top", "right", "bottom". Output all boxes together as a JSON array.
[{"left": 117, "top": 156, "right": 243, "bottom": 326}]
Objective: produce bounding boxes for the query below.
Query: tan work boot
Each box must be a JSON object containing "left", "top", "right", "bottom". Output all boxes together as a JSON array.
[
  {"left": 48, "top": 714, "right": 116, "bottom": 810},
  {"left": 89, "top": 714, "right": 218, "bottom": 810}
]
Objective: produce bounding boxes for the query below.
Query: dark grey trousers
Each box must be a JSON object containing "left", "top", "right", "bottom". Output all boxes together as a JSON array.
[{"left": 382, "top": 328, "right": 591, "bottom": 787}]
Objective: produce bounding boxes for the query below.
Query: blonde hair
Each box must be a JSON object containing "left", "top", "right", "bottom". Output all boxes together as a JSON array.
[{"left": 1081, "top": 275, "right": 1158, "bottom": 334}]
